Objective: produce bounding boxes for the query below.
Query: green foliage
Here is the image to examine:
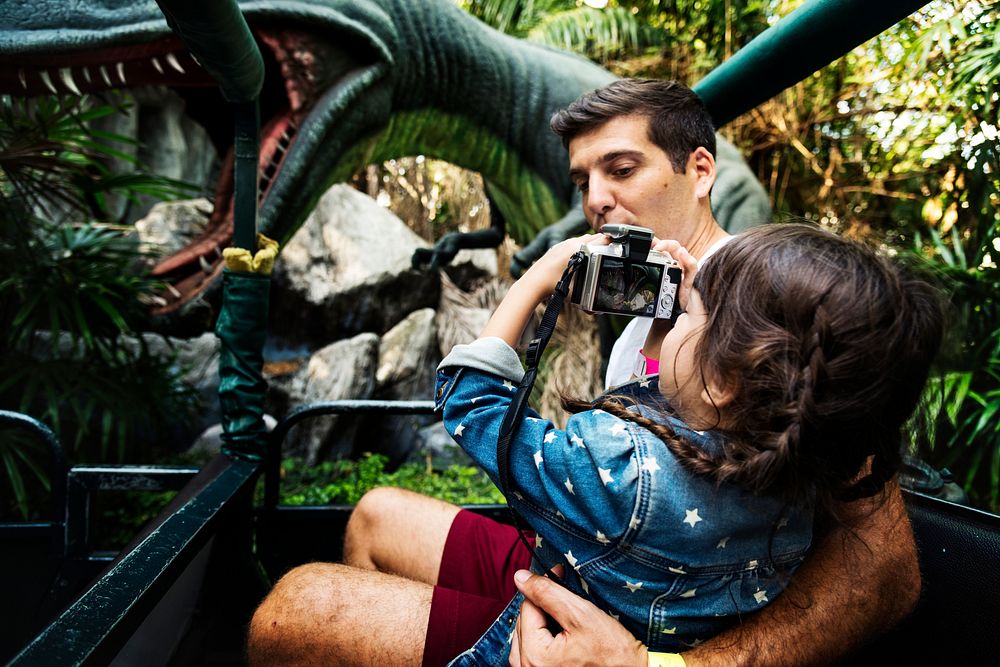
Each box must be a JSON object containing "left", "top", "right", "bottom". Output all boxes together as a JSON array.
[
  {"left": 0, "top": 94, "right": 194, "bottom": 222},
  {"left": 0, "top": 95, "right": 201, "bottom": 520},
  {"left": 278, "top": 453, "right": 506, "bottom": 506}
]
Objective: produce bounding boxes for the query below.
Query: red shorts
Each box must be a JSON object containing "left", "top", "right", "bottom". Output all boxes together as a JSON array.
[{"left": 421, "top": 510, "right": 533, "bottom": 667}]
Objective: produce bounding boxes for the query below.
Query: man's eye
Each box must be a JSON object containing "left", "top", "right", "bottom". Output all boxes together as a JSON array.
[
  {"left": 575, "top": 181, "right": 589, "bottom": 193},
  {"left": 613, "top": 167, "right": 634, "bottom": 177}
]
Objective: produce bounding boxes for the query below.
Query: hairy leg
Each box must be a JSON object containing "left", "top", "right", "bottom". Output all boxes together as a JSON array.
[
  {"left": 247, "top": 562, "right": 432, "bottom": 667},
  {"left": 343, "top": 487, "right": 462, "bottom": 585}
]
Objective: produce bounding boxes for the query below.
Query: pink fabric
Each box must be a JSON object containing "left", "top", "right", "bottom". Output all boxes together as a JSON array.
[{"left": 640, "top": 350, "right": 659, "bottom": 375}]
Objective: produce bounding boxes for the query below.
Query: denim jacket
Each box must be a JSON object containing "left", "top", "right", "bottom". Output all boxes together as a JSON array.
[{"left": 435, "top": 337, "right": 813, "bottom": 665}]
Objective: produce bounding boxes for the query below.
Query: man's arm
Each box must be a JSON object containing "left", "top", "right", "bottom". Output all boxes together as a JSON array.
[
  {"left": 686, "top": 481, "right": 919, "bottom": 666},
  {"left": 512, "top": 482, "right": 920, "bottom": 667}
]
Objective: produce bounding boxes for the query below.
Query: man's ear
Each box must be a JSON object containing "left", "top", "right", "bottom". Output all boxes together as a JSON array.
[
  {"left": 701, "top": 373, "right": 737, "bottom": 410},
  {"left": 690, "top": 147, "right": 716, "bottom": 199}
]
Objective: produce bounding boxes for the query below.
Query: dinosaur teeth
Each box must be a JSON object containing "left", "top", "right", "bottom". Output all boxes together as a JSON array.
[
  {"left": 59, "top": 68, "right": 82, "bottom": 95},
  {"left": 151, "top": 56, "right": 164, "bottom": 75},
  {"left": 18, "top": 68, "right": 26, "bottom": 89},
  {"left": 165, "top": 53, "right": 185, "bottom": 74},
  {"left": 198, "top": 255, "right": 213, "bottom": 274},
  {"left": 82, "top": 67, "right": 92, "bottom": 83},
  {"left": 99, "top": 65, "right": 112, "bottom": 87},
  {"left": 115, "top": 62, "right": 127, "bottom": 85},
  {"left": 39, "top": 70, "right": 58, "bottom": 94},
  {"left": 166, "top": 283, "right": 182, "bottom": 299}
]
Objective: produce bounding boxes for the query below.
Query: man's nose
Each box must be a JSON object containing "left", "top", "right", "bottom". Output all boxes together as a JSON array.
[{"left": 586, "top": 177, "right": 614, "bottom": 216}]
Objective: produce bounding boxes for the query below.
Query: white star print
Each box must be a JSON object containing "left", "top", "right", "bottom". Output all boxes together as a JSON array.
[
  {"left": 570, "top": 434, "right": 585, "bottom": 447},
  {"left": 595, "top": 530, "right": 610, "bottom": 545},
  {"left": 533, "top": 450, "right": 543, "bottom": 468},
  {"left": 470, "top": 396, "right": 483, "bottom": 403},
  {"left": 661, "top": 627, "right": 677, "bottom": 635},
  {"left": 668, "top": 566, "right": 686, "bottom": 574},
  {"left": 513, "top": 491, "right": 524, "bottom": 501},
  {"left": 641, "top": 457, "right": 661, "bottom": 473},
  {"left": 535, "top": 535, "right": 543, "bottom": 549},
  {"left": 777, "top": 517, "right": 789, "bottom": 529},
  {"left": 683, "top": 508, "right": 703, "bottom": 527},
  {"left": 680, "top": 588, "right": 697, "bottom": 598},
  {"left": 580, "top": 578, "right": 589, "bottom": 594},
  {"left": 747, "top": 560, "right": 758, "bottom": 569},
  {"left": 526, "top": 416, "right": 541, "bottom": 422},
  {"left": 564, "top": 478, "right": 575, "bottom": 495},
  {"left": 629, "top": 516, "right": 640, "bottom": 530},
  {"left": 754, "top": 588, "right": 769, "bottom": 604},
  {"left": 624, "top": 580, "right": 643, "bottom": 593},
  {"left": 716, "top": 536, "right": 730, "bottom": 549},
  {"left": 503, "top": 379, "right": 516, "bottom": 391},
  {"left": 544, "top": 431, "right": 557, "bottom": 444},
  {"left": 592, "top": 409, "right": 606, "bottom": 415},
  {"left": 453, "top": 423, "right": 465, "bottom": 437},
  {"left": 599, "top": 467, "right": 614, "bottom": 485},
  {"left": 556, "top": 510, "right": 565, "bottom": 519},
  {"left": 609, "top": 422, "right": 627, "bottom": 436},
  {"left": 609, "top": 612, "right": 619, "bottom": 621},
  {"left": 684, "top": 639, "right": 703, "bottom": 648},
  {"left": 639, "top": 378, "right": 651, "bottom": 388},
  {"left": 564, "top": 550, "right": 578, "bottom": 568}
]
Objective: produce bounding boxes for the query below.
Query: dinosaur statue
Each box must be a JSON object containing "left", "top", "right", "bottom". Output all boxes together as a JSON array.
[{"left": 0, "top": 0, "right": 770, "bottom": 329}]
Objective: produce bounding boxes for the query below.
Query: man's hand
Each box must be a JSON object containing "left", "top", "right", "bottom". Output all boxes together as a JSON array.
[
  {"left": 509, "top": 568, "right": 646, "bottom": 667},
  {"left": 643, "top": 239, "right": 698, "bottom": 360}
]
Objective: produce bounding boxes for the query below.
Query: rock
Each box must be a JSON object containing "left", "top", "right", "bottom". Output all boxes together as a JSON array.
[
  {"left": 354, "top": 308, "right": 441, "bottom": 466},
  {"left": 134, "top": 198, "right": 213, "bottom": 259},
  {"left": 265, "top": 332, "right": 379, "bottom": 463},
  {"left": 269, "top": 185, "right": 440, "bottom": 347}
]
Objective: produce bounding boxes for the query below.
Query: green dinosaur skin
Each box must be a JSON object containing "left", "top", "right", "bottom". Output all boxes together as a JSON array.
[{"left": 0, "top": 0, "right": 768, "bottom": 324}]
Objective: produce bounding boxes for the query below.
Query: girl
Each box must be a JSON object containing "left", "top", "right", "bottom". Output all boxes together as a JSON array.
[{"left": 434, "top": 223, "right": 943, "bottom": 664}]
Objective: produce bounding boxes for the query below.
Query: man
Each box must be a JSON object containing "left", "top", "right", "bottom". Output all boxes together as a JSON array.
[{"left": 247, "top": 79, "right": 920, "bottom": 667}]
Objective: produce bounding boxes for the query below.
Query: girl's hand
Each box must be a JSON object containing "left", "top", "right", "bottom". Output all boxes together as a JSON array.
[
  {"left": 480, "top": 234, "right": 607, "bottom": 347},
  {"left": 642, "top": 240, "right": 698, "bottom": 362},
  {"left": 651, "top": 238, "right": 698, "bottom": 311},
  {"left": 521, "top": 233, "right": 607, "bottom": 300}
]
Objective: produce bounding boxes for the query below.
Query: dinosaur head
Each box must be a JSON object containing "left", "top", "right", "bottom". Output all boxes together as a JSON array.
[
  {"left": 0, "top": 1, "right": 407, "bottom": 326},
  {"left": 0, "top": 0, "right": 634, "bottom": 330}
]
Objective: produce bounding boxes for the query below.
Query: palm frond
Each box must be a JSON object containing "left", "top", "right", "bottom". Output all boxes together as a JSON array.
[{"left": 526, "top": 6, "right": 654, "bottom": 60}]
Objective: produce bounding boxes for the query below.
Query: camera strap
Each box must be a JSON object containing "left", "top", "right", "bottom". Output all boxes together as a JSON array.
[{"left": 495, "top": 251, "right": 587, "bottom": 588}]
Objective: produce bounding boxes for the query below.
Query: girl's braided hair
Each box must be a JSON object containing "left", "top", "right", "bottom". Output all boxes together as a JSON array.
[{"left": 570, "top": 224, "right": 944, "bottom": 512}]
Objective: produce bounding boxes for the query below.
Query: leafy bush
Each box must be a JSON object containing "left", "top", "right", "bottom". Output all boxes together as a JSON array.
[
  {"left": 0, "top": 94, "right": 200, "bottom": 520},
  {"left": 278, "top": 453, "right": 506, "bottom": 506}
]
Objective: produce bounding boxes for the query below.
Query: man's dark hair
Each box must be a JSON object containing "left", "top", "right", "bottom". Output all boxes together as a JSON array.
[{"left": 550, "top": 78, "right": 716, "bottom": 173}]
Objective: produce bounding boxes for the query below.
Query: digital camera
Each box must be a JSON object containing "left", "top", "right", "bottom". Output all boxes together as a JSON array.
[{"left": 569, "top": 224, "right": 682, "bottom": 320}]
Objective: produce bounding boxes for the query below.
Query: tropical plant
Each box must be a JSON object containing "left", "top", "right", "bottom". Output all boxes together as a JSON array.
[
  {"left": 0, "top": 94, "right": 200, "bottom": 520},
  {"left": 278, "top": 453, "right": 506, "bottom": 506}
]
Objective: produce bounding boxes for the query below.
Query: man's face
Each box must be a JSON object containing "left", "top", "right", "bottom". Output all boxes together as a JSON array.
[{"left": 567, "top": 115, "right": 708, "bottom": 241}]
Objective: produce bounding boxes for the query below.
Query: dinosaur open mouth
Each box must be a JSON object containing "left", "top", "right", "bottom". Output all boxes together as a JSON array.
[{"left": 0, "top": 29, "right": 325, "bottom": 317}]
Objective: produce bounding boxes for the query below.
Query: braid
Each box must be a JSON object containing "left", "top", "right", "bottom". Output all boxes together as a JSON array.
[{"left": 588, "top": 396, "right": 725, "bottom": 479}]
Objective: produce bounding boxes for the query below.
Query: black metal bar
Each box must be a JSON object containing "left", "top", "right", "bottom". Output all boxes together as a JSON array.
[
  {"left": 0, "top": 410, "right": 66, "bottom": 556},
  {"left": 66, "top": 465, "right": 199, "bottom": 492},
  {"left": 9, "top": 455, "right": 260, "bottom": 666},
  {"left": 63, "top": 466, "right": 199, "bottom": 559},
  {"left": 233, "top": 100, "right": 260, "bottom": 251},
  {"left": 694, "top": 0, "right": 931, "bottom": 127},
  {"left": 264, "top": 400, "right": 436, "bottom": 509}
]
